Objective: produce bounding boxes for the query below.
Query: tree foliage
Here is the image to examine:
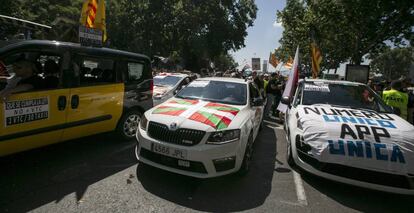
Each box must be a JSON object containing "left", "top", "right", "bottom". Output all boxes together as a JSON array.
[
  {"left": 276, "top": 0, "right": 414, "bottom": 69},
  {"left": 0, "top": 0, "right": 257, "bottom": 71},
  {"left": 370, "top": 47, "right": 413, "bottom": 80}
]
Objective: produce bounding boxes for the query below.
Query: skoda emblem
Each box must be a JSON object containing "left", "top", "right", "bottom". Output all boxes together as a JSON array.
[{"left": 169, "top": 122, "right": 178, "bottom": 131}]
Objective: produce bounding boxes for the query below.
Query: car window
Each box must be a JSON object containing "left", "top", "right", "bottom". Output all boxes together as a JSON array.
[
  {"left": 176, "top": 80, "right": 247, "bottom": 105},
  {"left": 153, "top": 76, "right": 182, "bottom": 87},
  {"left": 292, "top": 83, "right": 303, "bottom": 107},
  {"left": 302, "top": 82, "right": 392, "bottom": 113},
  {"left": 76, "top": 56, "right": 116, "bottom": 86},
  {"left": 0, "top": 50, "right": 63, "bottom": 91},
  {"left": 127, "top": 62, "right": 144, "bottom": 82}
]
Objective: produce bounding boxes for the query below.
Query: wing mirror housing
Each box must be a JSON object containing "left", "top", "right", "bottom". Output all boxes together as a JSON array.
[{"left": 281, "top": 96, "right": 291, "bottom": 106}]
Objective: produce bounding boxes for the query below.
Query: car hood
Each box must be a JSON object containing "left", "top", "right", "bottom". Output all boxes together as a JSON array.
[
  {"left": 145, "top": 98, "right": 248, "bottom": 132},
  {"left": 296, "top": 105, "right": 414, "bottom": 175}
]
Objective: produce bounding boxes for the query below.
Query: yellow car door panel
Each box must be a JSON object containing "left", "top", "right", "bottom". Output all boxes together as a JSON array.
[
  {"left": 61, "top": 83, "right": 124, "bottom": 141},
  {"left": 0, "top": 89, "right": 70, "bottom": 156}
]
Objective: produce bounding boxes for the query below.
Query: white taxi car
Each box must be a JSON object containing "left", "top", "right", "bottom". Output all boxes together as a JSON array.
[
  {"left": 153, "top": 73, "right": 192, "bottom": 106},
  {"left": 136, "top": 77, "right": 264, "bottom": 177},
  {"left": 283, "top": 79, "right": 414, "bottom": 195}
]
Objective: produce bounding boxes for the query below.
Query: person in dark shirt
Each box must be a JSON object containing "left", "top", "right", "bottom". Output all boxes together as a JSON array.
[
  {"left": 265, "top": 73, "right": 282, "bottom": 118},
  {"left": 0, "top": 59, "right": 42, "bottom": 100}
]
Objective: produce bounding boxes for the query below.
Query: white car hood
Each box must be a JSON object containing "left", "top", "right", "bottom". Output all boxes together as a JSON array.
[
  {"left": 145, "top": 98, "right": 247, "bottom": 132},
  {"left": 296, "top": 105, "right": 414, "bottom": 175}
]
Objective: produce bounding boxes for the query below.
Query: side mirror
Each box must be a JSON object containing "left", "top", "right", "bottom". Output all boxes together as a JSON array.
[
  {"left": 252, "top": 97, "right": 264, "bottom": 106},
  {"left": 281, "top": 96, "right": 291, "bottom": 105},
  {"left": 391, "top": 106, "right": 401, "bottom": 116}
]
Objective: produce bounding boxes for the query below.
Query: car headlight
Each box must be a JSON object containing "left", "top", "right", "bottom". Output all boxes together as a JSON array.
[
  {"left": 207, "top": 129, "right": 241, "bottom": 145},
  {"left": 140, "top": 114, "right": 148, "bottom": 131}
]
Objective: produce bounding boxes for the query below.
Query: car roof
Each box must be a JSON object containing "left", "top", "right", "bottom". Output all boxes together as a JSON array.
[
  {"left": 155, "top": 73, "right": 188, "bottom": 77},
  {"left": 0, "top": 40, "right": 150, "bottom": 61},
  {"left": 198, "top": 77, "right": 247, "bottom": 84},
  {"left": 300, "top": 78, "right": 366, "bottom": 86}
]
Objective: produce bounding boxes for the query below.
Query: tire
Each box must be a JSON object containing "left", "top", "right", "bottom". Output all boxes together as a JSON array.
[
  {"left": 286, "top": 136, "right": 295, "bottom": 167},
  {"left": 238, "top": 133, "right": 254, "bottom": 176},
  {"left": 116, "top": 110, "right": 142, "bottom": 141}
]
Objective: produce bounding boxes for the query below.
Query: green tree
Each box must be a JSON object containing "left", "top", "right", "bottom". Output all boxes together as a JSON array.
[
  {"left": 276, "top": 0, "right": 414, "bottom": 69},
  {"left": 370, "top": 47, "right": 413, "bottom": 81}
]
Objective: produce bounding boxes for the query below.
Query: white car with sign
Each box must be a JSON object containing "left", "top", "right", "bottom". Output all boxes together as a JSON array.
[
  {"left": 283, "top": 79, "right": 414, "bottom": 195},
  {"left": 153, "top": 73, "right": 192, "bottom": 106},
  {"left": 136, "top": 77, "right": 264, "bottom": 177}
]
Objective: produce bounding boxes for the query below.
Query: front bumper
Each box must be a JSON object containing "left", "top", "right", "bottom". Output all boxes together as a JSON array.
[
  {"left": 136, "top": 127, "right": 243, "bottom": 178},
  {"left": 292, "top": 138, "right": 414, "bottom": 195}
]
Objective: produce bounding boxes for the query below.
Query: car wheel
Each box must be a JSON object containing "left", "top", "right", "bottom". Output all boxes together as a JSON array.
[
  {"left": 286, "top": 136, "right": 295, "bottom": 167},
  {"left": 116, "top": 110, "right": 142, "bottom": 141},
  {"left": 259, "top": 119, "right": 264, "bottom": 132},
  {"left": 238, "top": 132, "right": 254, "bottom": 176}
]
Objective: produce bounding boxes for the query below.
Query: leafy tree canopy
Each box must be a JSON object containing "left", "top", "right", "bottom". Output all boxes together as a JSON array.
[
  {"left": 0, "top": 0, "right": 257, "bottom": 71},
  {"left": 275, "top": 0, "right": 414, "bottom": 69}
]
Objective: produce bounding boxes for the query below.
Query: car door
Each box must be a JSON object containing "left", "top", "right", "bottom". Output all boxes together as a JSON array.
[
  {"left": 249, "top": 83, "right": 263, "bottom": 137},
  {"left": 286, "top": 83, "right": 303, "bottom": 137},
  {"left": 61, "top": 53, "right": 124, "bottom": 141},
  {"left": 0, "top": 49, "right": 70, "bottom": 156}
]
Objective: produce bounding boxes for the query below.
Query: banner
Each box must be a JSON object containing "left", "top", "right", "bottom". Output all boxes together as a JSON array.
[{"left": 297, "top": 105, "right": 414, "bottom": 175}]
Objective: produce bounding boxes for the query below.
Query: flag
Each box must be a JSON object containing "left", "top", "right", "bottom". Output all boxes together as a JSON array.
[
  {"left": 80, "top": 0, "right": 107, "bottom": 41},
  {"left": 283, "top": 56, "right": 293, "bottom": 69},
  {"left": 311, "top": 42, "right": 322, "bottom": 78},
  {"left": 269, "top": 52, "right": 279, "bottom": 68},
  {"left": 277, "top": 47, "right": 300, "bottom": 113}
]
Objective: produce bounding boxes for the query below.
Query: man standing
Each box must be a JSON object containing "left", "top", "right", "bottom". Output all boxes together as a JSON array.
[
  {"left": 265, "top": 73, "right": 281, "bottom": 118},
  {"left": 383, "top": 80, "right": 409, "bottom": 121}
]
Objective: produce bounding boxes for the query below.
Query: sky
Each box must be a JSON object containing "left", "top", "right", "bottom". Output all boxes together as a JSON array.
[{"left": 232, "top": 0, "right": 286, "bottom": 73}]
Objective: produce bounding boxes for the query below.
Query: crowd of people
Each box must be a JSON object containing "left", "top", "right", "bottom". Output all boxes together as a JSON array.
[{"left": 370, "top": 77, "right": 414, "bottom": 124}]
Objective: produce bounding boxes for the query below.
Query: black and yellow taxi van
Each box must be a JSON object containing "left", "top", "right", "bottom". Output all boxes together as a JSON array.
[{"left": 0, "top": 40, "right": 153, "bottom": 156}]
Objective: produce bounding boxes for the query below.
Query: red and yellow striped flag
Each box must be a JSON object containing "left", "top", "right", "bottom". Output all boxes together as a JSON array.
[
  {"left": 80, "top": 0, "right": 107, "bottom": 41},
  {"left": 311, "top": 42, "right": 322, "bottom": 78}
]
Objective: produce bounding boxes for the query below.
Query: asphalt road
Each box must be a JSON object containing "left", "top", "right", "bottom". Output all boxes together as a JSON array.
[{"left": 1, "top": 119, "right": 413, "bottom": 213}]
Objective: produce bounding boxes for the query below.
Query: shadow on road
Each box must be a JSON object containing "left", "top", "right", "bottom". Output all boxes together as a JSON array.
[
  {"left": 137, "top": 125, "right": 278, "bottom": 212},
  {"left": 0, "top": 133, "right": 137, "bottom": 213},
  {"left": 301, "top": 172, "right": 414, "bottom": 212}
]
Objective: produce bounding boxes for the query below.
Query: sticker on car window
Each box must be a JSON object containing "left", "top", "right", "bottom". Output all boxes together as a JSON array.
[
  {"left": 304, "top": 84, "right": 330, "bottom": 92},
  {"left": 188, "top": 81, "right": 209, "bottom": 87},
  {"left": 4, "top": 97, "right": 49, "bottom": 126}
]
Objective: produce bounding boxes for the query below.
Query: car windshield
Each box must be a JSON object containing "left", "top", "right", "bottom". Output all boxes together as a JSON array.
[
  {"left": 301, "top": 82, "right": 392, "bottom": 113},
  {"left": 176, "top": 80, "right": 247, "bottom": 105},
  {"left": 153, "top": 76, "right": 182, "bottom": 87}
]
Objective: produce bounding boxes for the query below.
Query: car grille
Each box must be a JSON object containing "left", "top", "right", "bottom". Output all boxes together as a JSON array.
[
  {"left": 140, "top": 148, "right": 207, "bottom": 174},
  {"left": 148, "top": 121, "right": 205, "bottom": 146},
  {"left": 297, "top": 151, "right": 414, "bottom": 189}
]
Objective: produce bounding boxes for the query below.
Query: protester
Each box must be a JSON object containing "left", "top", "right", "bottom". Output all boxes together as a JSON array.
[
  {"left": 0, "top": 59, "right": 42, "bottom": 100},
  {"left": 382, "top": 80, "right": 408, "bottom": 120},
  {"left": 265, "top": 73, "right": 281, "bottom": 118}
]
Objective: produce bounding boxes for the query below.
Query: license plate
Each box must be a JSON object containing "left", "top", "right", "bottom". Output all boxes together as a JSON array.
[{"left": 151, "top": 143, "right": 187, "bottom": 160}]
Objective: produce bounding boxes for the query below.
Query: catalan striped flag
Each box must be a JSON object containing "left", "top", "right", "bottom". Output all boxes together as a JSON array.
[
  {"left": 311, "top": 42, "right": 322, "bottom": 78},
  {"left": 80, "top": 0, "right": 107, "bottom": 41}
]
